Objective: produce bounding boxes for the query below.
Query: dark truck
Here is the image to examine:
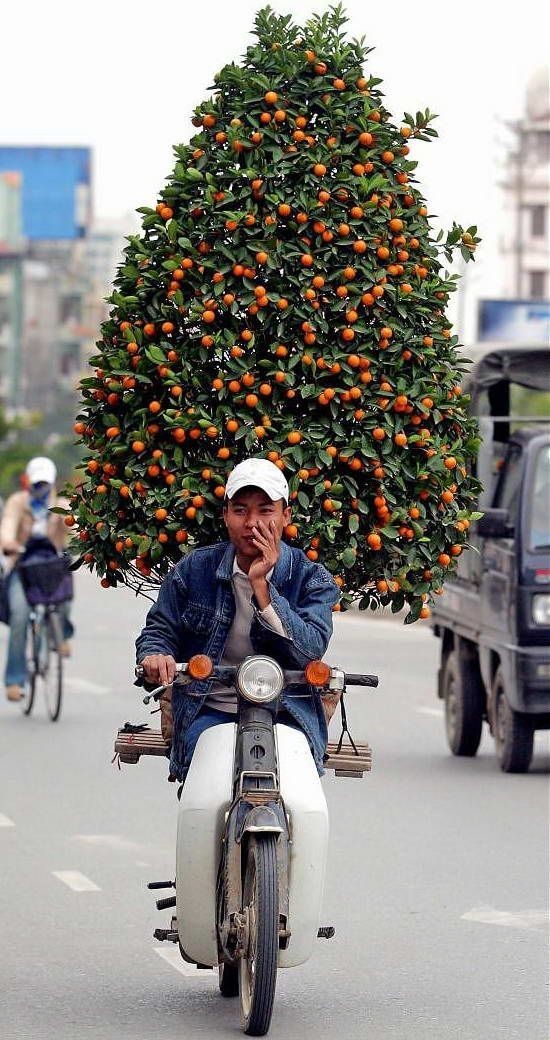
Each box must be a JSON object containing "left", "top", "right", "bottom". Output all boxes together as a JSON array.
[{"left": 432, "top": 345, "right": 550, "bottom": 773}]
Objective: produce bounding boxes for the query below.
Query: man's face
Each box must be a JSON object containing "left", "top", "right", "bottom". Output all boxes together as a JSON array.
[{"left": 223, "top": 488, "right": 291, "bottom": 559}]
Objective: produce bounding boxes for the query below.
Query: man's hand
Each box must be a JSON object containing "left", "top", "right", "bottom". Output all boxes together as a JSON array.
[
  {"left": 2, "top": 541, "right": 22, "bottom": 556},
  {"left": 249, "top": 519, "right": 280, "bottom": 607},
  {"left": 140, "top": 654, "right": 177, "bottom": 687}
]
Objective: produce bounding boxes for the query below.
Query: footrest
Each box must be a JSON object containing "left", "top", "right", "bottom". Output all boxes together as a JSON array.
[
  {"left": 114, "top": 727, "right": 169, "bottom": 764},
  {"left": 324, "top": 741, "right": 372, "bottom": 778}
]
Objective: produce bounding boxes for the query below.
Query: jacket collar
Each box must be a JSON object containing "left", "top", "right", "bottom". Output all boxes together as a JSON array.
[{"left": 215, "top": 540, "right": 293, "bottom": 587}]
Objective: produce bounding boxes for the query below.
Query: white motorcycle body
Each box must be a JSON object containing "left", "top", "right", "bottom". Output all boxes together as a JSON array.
[{"left": 176, "top": 721, "right": 329, "bottom": 968}]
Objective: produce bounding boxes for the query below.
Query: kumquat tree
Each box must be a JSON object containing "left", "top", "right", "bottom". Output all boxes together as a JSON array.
[{"left": 66, "top": 4, "right": 481, "bottom": 621}]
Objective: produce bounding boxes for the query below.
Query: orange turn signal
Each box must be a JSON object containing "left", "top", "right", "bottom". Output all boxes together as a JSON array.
[
  {"left": 305, "top": 660, "right": 331, "bottom": 687},
  {"left": 188, "top": 654, "right": 214, "bottom": 680}
]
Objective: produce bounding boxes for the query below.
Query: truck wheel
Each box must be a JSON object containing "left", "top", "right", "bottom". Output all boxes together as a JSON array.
[
  {"left": 443, "top": 650, "right": 483, "bottom": 756},
  {"left": 493, "top": 667, "right": 534, "bottom": 773}
]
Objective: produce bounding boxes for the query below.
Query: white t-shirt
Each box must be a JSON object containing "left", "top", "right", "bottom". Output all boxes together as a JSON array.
[{"left": 205, "top": 559, "right": 286, "bottom": 713}]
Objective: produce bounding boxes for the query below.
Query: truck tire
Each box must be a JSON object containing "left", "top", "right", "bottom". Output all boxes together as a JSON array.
[
  {"left": 492, "top": 667, "right": 534, "bottom": 773},
  {"left": 443, "top": 649, "right": 483, "bottom": 756}
]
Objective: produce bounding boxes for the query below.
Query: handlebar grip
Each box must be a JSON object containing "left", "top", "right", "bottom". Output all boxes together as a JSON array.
[{"left": 345, "top": 673, "right": 379, "bottom": 687}]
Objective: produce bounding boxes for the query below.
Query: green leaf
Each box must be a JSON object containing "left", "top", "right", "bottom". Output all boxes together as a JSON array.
[{"left": 341, "top": 547, "right": 357, "bottom": 568}]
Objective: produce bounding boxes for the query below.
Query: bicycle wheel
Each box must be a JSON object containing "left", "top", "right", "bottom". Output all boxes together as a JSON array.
[
  {"left": 42, "top": 610, "right": 63, "bottom": 721},
  {"left": 21, "top": 618, "right": 39, "bottom": 717},
  {"left": 239, "top": 835, "right": 279, "bottom": 1036}
]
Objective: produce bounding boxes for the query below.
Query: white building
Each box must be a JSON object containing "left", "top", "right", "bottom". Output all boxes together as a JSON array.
[{"left": 500, "top": 66, "right": 550, "bottom": 300}]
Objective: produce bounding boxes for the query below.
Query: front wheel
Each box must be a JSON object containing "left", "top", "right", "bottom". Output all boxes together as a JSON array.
[
  {"left": 43, "top": 611, "right": 63, "bottom": 722},
  {"left": 239, "top": 835, "right": 278, "bottom": 1037},
  {"left": 21, "top": 620, "right": 38, "bottom": 716},
  {"left": 443, "top": 649, "right": 484, "bottom": 756},
  {"left": 493, "top": 667, "right": 534, "bottom": 773}
]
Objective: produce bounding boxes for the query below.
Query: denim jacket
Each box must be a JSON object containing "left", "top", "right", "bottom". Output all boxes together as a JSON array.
[{"left": 135, "top": 540, "right": 340, "bottom": 779}]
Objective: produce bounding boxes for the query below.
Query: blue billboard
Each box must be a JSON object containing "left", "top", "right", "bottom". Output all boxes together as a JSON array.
[
  {"left": 478, "top": 299, "right": 550, "bottom": 345},
  {"left": 0, "top": 147, "right": 91, "bottom": 240}
]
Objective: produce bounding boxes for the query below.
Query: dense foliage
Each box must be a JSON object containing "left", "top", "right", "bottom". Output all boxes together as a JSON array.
[{"left": 67, "top": 5, "right": 481, "bottom": 620}]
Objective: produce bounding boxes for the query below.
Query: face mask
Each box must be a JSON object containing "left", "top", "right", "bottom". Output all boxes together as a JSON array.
[{"left": 30, "top": 483, "right": 51, "bottom": 503}]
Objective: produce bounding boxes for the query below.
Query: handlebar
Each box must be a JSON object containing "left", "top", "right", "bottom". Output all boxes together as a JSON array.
[
  {"left": 135, "top": 661, "right": 379, "bottom": 704},
  {"left": 344, "top": 674, "right": 379, "bottom": 687}
]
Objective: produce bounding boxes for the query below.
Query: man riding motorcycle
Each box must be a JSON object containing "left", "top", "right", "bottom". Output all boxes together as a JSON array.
[{"left": 136, "top": 457, "right": 340, "bottom": 781}]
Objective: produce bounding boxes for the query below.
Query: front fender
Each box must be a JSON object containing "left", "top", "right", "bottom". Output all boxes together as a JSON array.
[{"left": 238, "top": 803, "right": 285, "bottom": 840}]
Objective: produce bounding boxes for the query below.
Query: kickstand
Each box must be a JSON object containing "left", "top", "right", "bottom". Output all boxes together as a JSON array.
[{"left": 335, "top": 692, "right": 358, "bottom": 756}]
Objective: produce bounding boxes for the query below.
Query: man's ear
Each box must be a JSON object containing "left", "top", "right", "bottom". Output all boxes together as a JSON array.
[
  {"left": 282, "top": 504, "right": 292, "bottom": 525},
  {"left": 222, "top": 506, "right": 229, "bottom": 529}
]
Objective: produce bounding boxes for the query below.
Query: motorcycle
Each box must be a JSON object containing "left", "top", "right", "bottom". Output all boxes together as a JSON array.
[{"left": 115, "top": 653, "right": 377, "bottom": 1036}]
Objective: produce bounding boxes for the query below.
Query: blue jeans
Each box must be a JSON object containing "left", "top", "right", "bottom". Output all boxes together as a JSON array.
[
  {"left": 181, "top": 707, "right": 236, "bottom": 776},
  {"left": 180, "top": 705, "right": 302, "bottom": 782},
  {"left": 4, "top": 571, "right": 73, "bottom": 687}
]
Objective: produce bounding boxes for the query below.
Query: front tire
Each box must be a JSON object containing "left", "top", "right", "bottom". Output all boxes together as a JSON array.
[
  {"left": 493, "top": 667, "right": 534, "bottom": 773},
  {"left": 43, "top": 612, "right": 63, "bottom": 722},
  {"left": 443, "top": 649, "right": 484, "bottom": 756},
  {"left": 21, "top": 621, "right": 38, "bottom": 717},
  {"left": 239, "top": 835, "right": 278, "bottom": 1037}
]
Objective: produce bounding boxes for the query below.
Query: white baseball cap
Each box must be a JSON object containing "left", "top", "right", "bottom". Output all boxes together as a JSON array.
[
  {"left": 26, "top": 457, "right": 57, "bottom": 486},
  {"left": 225, "top": 458, "right": 289, "bottom": 503}
]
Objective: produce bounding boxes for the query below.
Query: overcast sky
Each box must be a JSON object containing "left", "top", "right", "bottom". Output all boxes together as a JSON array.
[{"left": 2, "top": 0, "right": 548, "bottom": 329}]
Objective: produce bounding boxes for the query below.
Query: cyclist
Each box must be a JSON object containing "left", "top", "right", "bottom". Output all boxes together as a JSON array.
[
  {"left": 0, "top": 457, "right": 73, "bottom": 701},
  {"left": 136, "top": 457, "right": 340, "bottom": 782}
]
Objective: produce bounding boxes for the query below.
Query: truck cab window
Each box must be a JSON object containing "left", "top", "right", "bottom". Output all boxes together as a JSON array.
[
  {"left": 529, "top": 446, "right": 550, "bottom": 551},
  {"left": 493, "top": 446, "right": 522, "bottom": 527}
]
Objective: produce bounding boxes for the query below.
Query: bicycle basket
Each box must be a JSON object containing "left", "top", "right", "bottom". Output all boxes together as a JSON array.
[{"left": 19, "top": 554, "right": 73, "bottom": 606}]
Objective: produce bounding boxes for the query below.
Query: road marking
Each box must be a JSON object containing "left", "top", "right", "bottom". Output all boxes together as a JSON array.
[
  {"left": 461, "top": 906, "right": 549, "bottom": 931},
  {"left": 416, "top": 706, "right": 443, "bottom": 718},
  {"left": 66, "top": 677, "right": 111, "bottom": 696},
  {"left": 0, "top": 813, "right": 15, "bottom": 828},
  {"left": 72, "top": 834, "right": 142, "bottom": 852},
  {"left": 154, "top": 946, "right": 215, "bottom": 978},
  {"left": 52, "top": 871, "right": 101, "bottom": 892}
]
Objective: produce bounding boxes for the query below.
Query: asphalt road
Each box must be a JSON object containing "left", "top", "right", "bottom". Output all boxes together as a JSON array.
[{"left": 0, "top": 570, "right": 548, "bottom": 1040}]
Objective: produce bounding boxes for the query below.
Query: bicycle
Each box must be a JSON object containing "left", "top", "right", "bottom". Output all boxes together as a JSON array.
[{"left": 16, "top": 539, "right": 73, "bottom": 722}]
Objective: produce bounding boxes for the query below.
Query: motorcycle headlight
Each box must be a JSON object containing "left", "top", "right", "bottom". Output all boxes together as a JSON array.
[
  {"left": 532, "top": 595, "right": 550, "bottom": 626},
  {"left": 236, "top": 656, "right": 284, "bottom": 704}
]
